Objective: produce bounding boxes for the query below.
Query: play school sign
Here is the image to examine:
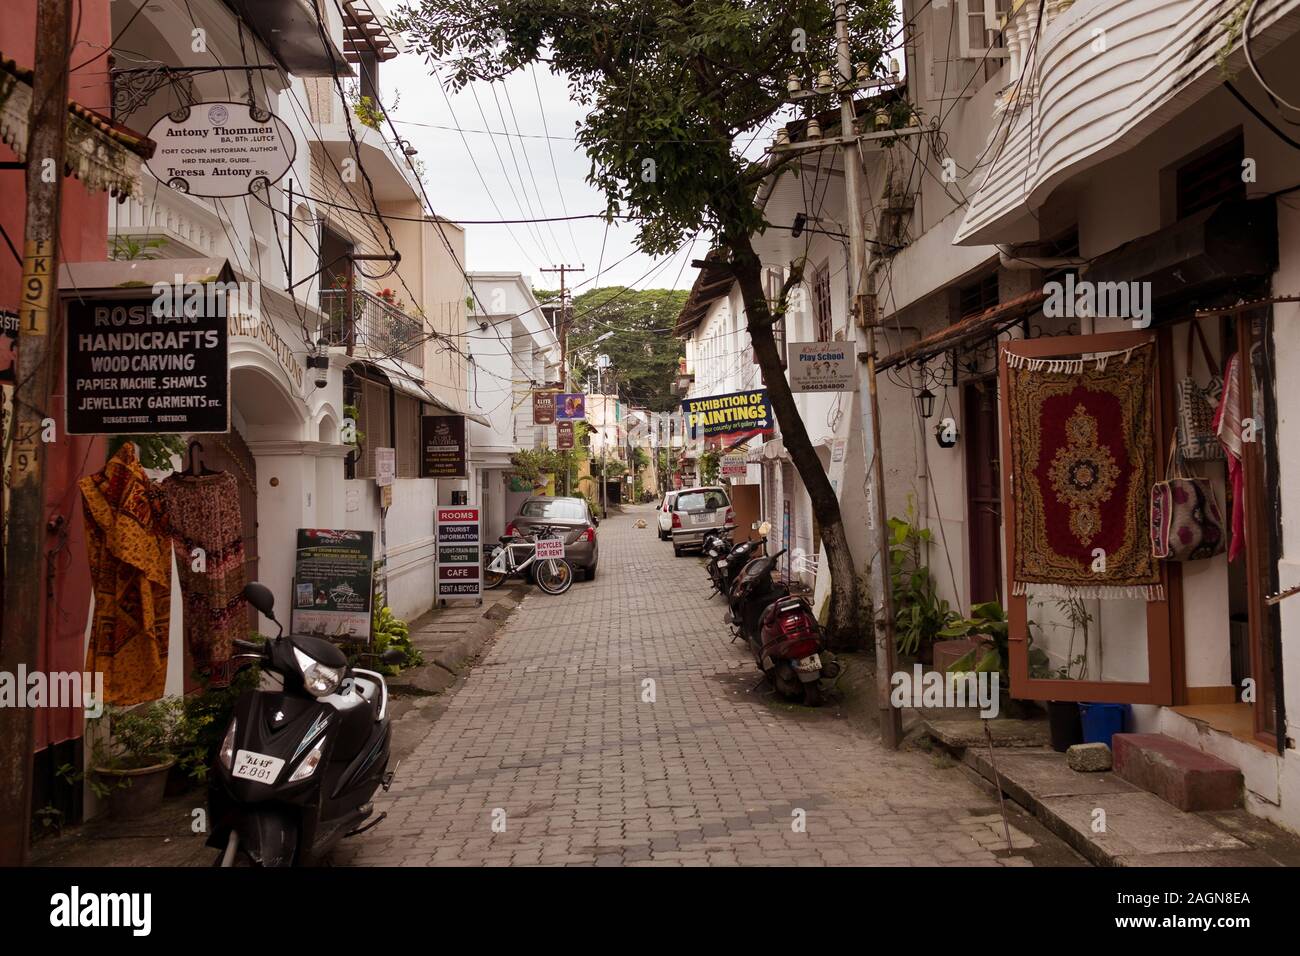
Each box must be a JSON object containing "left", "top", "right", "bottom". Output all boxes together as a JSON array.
[{"left": 682, "top": 389, "right": 772, "bottom": 439}]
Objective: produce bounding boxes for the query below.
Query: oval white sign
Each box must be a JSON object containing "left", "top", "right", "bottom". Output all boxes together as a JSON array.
[{"left": 145, "top": 101, "right": 296, "bottom": 198}]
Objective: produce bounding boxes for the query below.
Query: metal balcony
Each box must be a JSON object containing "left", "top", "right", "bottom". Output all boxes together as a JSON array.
[{"left": 319, "top": 287, "right": 425, "bottom": 369}]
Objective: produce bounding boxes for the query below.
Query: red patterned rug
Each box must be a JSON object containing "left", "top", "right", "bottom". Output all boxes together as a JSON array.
[{"left": 1005, "top": 342, "right": 1162, "bottom": 600}]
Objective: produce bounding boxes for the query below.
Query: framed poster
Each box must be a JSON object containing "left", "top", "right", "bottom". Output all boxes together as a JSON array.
[
  {"left": 291, "top": 529, "right": 375, "bottom": 641},
  {"left": 555, "top": 393, "right": 586, "bottom": 421},
  {"left": 65, "top": 294, "right": 229, "bottom": 435},
  {"left": 437, "top": 507, "right": 482, "bottom": 600},
  {"left": 421, "top": 414, "right": 467, "bottom": 478}
]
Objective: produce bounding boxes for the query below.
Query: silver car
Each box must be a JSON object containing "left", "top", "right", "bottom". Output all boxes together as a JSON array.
[
  {"left": 669, "top": 486, "right": 733, "bottom": 557},
  {"left": 506, "top": 496, "right": 600, "bottom": 580}
]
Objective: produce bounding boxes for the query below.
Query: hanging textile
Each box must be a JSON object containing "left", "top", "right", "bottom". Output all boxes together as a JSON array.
[
  {"left": 80, "top": 443, "right": 172, "bottom": 706},
  {"left": 1214, "top": 352, "right": 1245, "bottom": 563},
  {"left": 162, "top": 471, "right": 246, "bottom": 686},
  {"left": 1006, "top": 342, "right": 1163, "bottom": 600}
]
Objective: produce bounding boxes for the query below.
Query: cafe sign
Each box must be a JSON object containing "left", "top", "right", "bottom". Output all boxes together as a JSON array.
[{"left": 145, "top": 102, "right": 296, "bottom": 198}]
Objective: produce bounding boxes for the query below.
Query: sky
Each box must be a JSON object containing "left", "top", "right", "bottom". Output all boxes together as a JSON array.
[{"left": 384, "top": 58, "right": 709, "bottom": 295}]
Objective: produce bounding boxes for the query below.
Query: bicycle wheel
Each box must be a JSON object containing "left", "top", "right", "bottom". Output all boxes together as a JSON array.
[
  {"left": 534, "top": 558, "right": 573, "bottom": 595},
  {"left": 483, "top": 549, "right": 507, "bottom": 590}
]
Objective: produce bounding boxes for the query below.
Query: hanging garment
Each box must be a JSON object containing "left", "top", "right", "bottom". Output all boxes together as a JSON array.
[
  {"left": 1005, "top": 342, "right": 1163, "bottom": 600},
  {"left": 162, "top": 471, "right": 246, "bottom": 686},
  {"left": 80, "top": 442, "right": 172, "bottom": 706},
  {"left": 1214, "top": 353, "right": 1245, "bottom": 562}
]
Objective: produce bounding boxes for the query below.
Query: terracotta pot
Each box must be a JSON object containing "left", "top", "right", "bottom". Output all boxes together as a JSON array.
[{"left": 93, "top": 757, "right": 176, "bottom": 819}]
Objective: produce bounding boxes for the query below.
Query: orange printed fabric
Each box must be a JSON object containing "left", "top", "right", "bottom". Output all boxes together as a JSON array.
[
  {"left": 1006, "top": 342, "right": 1162, "bottom": 601},
  {"left": 80, "top": 443, "right": 172, "bottom": 706}
]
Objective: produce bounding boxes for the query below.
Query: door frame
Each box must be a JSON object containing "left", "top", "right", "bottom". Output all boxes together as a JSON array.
[{"left": 998, "top": 331, "right": 1175, "bottom": 704}]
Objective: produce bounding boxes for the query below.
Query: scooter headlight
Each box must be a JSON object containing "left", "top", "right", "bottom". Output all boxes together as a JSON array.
[
  {"left": 293, "top": 647, "right": 343, "bottom": 697},
  {"left": 288, "top": 736, "right": 327, "bottom": 782},
  {"left": 219, "top": 718, "right": 237, "bottom": 770},
  {"left": 719, "top": 560, "right": 729, "bottom": 569}
]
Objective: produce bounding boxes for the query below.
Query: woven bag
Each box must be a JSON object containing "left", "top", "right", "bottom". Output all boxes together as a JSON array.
[{"left": 1176, "top": 320, "right": 1225, "bottom": 460}]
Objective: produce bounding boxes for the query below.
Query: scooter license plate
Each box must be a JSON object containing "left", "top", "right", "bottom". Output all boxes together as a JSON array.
[
  {"left": 792, "top": 654, "right": 822, "bottom": 674},
  {"left": 232, "top": 750, "right": 285, "bottom": 785}
]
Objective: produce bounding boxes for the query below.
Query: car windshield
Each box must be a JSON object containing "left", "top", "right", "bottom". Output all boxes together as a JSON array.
[
  {"left": 520, "top": 499, "right": 587, "bottom": 520},
  {"left": 676, "top": 490, "right": 728, "bottom": 511}
]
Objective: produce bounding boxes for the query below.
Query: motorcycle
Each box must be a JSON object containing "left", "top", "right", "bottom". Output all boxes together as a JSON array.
[
  {"left": 713, "top": 534, "right": 765, "bottom": 599},
  {"left": 703, "top": 530, "right": 733, "bottom": 595},
  {"left": 726, "top": 535, "right": 836, "bottom": 706},
  {"left": 206, "top": 582, "right": 404, "bottom": 866}
]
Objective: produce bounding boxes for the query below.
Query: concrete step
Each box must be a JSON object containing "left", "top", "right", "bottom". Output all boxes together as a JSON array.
[{"left": 1112, "top": 733, "right": 1243, "bottom": 812}]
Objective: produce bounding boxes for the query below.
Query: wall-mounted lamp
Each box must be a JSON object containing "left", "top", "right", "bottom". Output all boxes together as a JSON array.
[{"left": 916, "top": 387, "right": 936, "bottom": 419}]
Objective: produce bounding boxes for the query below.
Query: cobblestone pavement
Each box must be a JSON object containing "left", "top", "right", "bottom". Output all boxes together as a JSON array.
[{"left": 338, "top": 505, "right": 1061, "bottom": 867}]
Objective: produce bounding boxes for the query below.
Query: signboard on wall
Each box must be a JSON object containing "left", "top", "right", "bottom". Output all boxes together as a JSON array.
[
  {"left": 65, "top": 294, "right": 229, "bottom": 435},
  {"left": 374, "top": 447, "right": 396, "bottom": 487},
  {"left": 555, "top": 393, "right": 586, "bottom": 421},
  {"left": 721, "top": 452, "right": 747, "bottom": 478},
  {"left": 532, "top": 390, "right": 557, "bottom": 424},
  {"left": 145, "top": 102, "right": 296, "bottom": 198},
  {"left": 420, "top": 414, "right": 467, "bottom": 478},
  {"left": 437, "top": 507, "right": 482, "bottom": 600},
  {"left": 788, "top": 341, "right": 858, "bottom": 393},
  {"left": 291, "top": 529, "right": 375, "bottom": 641},
  {"left": 681, "top": 389, "right": 772, "bottom": 438},
  {"left": 0, "top": 309, "right": 16, "bottom": 384}
]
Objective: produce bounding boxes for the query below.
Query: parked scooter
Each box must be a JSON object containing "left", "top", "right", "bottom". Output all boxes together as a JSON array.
[
  {"left": 714, "top": 534, "right": 765, "bottom": 598},
  {"left": 703, "top": 530, "right": 733, "bottom": 595},
  {"left": 206, "top": 582, "right": 404, "bottom": 866},
  {"left": 726, "top": 528, "right": 835, "bottom": 706}
]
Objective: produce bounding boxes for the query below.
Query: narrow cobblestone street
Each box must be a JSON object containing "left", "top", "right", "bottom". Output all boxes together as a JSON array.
[{"left": 338, "top": 504, "right": 1069, "bottom": 866}]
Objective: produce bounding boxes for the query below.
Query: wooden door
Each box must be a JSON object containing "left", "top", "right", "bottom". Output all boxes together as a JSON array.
[{"left": 964, "top": 378, "right": 1002, "bottom": 605}]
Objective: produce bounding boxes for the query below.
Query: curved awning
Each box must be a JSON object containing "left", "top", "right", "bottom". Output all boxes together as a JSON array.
[{"left": 347, "top": 360, "right": 491, "bottom": 427}]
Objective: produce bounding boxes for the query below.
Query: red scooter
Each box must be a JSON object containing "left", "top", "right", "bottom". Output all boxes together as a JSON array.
[{"left": 727, "top": 545, "right": 836, "bottom": 706}]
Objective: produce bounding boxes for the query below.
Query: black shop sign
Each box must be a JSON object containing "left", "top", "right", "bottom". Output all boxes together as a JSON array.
[
  {"left": 421, "top": 414, "right": 467, "bottom": 478},
  {"left": 65, "top": 294, "right": 229, "bottom": 435}
]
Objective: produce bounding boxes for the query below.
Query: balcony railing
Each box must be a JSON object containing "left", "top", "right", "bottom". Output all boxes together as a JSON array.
[{"left": 319, "top": 287, "right": 424, "bottom": 368}]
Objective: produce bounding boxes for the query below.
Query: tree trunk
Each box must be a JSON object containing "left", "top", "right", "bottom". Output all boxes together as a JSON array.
[{"left": 727, "top": 231, "right": 863, "bottom": 650}]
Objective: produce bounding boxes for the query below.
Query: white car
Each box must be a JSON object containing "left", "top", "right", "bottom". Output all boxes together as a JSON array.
[
  {"left": 656, "top": 492, "right": 678, "bottom": 540},
  {"left": 668, "top": 486, "right": 734, "bottom": 557}
]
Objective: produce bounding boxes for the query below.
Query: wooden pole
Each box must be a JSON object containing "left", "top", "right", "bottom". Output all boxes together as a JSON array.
[
  {"left": 0, "top": 0, "right": 75, "bottom": 865},
  {"left": 837, "top": 0, "right": 902, "bottom": 747}
]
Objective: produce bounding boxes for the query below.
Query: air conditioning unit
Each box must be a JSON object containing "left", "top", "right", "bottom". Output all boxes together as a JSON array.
[{"left": 956, "top": 0, "right": 1011, "bottom": 60}]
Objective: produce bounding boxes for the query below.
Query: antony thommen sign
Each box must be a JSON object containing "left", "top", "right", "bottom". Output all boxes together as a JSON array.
[
  {"left": 681, "top": 389, "right": 772, "bottom": 438},
  {"left": 65, "top": 293, "right": 229, "bottom": 435},
  {"left": 145, "top": 102, "right": 296, "bottom": 198}
]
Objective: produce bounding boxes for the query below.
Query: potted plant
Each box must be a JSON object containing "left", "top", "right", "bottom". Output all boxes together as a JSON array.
[
  {"left": 940, "top": 601, "right": 1048, "bottom": 719},
  {"left": 90, "top": 699, "right": 184, "bottom": 818},
  {"left": 888, "top": 503, "right": 956, "bottom": 664}
]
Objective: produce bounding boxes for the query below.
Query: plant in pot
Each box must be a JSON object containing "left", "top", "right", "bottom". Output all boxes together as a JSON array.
[
  {"left": 1028, "top": 597, "right": 1094, "bottom": 752},
  {"left": 939, "top": 601, "right": 1049, "bottom": 719},
  {"left": 888, "top": 503, "right": 956, "bottom": 664},
  {"left": 90, "top": 698, "right": 186, "bottom": 818}
]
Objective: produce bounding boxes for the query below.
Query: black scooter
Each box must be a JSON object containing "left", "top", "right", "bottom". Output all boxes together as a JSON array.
[
  {"left": 703, "top": 530, "right": 733, "bottom": 595},
  {"left": 206, "top": 582, "right": 403, "bottom": 866},
  {"left": 713, "top": 536, "right": 765, "bottom": 599}
]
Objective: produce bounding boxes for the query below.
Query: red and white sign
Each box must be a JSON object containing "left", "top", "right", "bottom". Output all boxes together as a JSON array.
[{"left": 534, "top": 537, "right": 565, "bottom": 560}]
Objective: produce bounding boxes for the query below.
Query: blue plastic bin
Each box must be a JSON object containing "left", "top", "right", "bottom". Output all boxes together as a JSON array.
[{"left": 1078, "top": 702, "right": 1130, "bottom": 748}]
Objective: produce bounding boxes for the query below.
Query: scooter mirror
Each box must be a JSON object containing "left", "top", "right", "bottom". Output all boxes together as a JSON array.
[{"left": 243, "top": 582, "right": 277, "bottom": 621}]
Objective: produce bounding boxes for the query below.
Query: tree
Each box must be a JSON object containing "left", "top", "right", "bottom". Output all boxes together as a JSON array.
[{"left": 393, "top": 0, "right": 895, "bottom": 646}]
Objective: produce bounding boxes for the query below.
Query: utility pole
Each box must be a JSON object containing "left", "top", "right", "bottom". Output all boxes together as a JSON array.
[
  {"left": 0, "top": 0, "right": 75, "bottom": 865},
  {"left": 836, "top": 1, "right": 902, "bottom": 748},
  {"left": 540, "top": 264, "right": 583, "bottom": 387}
]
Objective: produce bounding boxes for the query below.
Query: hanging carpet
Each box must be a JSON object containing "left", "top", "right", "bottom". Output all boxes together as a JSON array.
[{"left": 1005, "top": 341, "right": 1163, "bottom": 601}]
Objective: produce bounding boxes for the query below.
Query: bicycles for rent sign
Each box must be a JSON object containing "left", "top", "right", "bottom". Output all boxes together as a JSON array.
[
  {"left": 437, "top": 507, "right": 482, "bottom": 600},
  {"left": 145, "top": 102, "right": 296, "bottom": 197},
  {"left": 291, "top": 530, "right": 375, "bottom": 640}
]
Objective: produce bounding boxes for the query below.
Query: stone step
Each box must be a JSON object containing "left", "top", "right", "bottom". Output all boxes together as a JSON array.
[{"left": 1112, "top": 733, "right": 1243, "bottom": 812}]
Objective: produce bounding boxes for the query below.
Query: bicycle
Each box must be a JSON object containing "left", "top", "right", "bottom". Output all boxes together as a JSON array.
[{"left": 482, "top": 524, "right": 574, "bottom": 595}]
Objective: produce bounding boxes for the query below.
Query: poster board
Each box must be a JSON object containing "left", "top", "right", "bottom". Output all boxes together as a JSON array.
[
  {"left": 291, "top": 529, "right": 375, "bottom": 641},
  {"left": 421, "top": 414, "right": 467, "bottom": 478},
  {"left": 437, "top": 507, "right": 482, "bottom": 601}
]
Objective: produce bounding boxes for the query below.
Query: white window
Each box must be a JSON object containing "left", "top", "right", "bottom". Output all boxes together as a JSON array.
[{"left": 958, "top": 0, "right": 1011, "bottom": 60}]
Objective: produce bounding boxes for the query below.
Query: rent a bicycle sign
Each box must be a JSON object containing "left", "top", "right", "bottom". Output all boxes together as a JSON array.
[{"left": 437, "top": 507, "right": 481, "bottom": 602}]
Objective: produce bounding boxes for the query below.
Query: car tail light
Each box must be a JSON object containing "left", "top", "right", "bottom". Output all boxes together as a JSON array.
[
  {"left": 724, "top": 507, "right": 734, "bottom": 525},
  {"left": 581, "top": 526, "right": 596, "bottom": 542},
  {"left": 505, "top": 522, "right": 518, "bottom": 537},
  {"left": 671, "top": 513, "right": 681, "bottom": 529}
]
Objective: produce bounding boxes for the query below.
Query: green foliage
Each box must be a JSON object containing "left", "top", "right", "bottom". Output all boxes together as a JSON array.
[
  {"left": 565, "top": 287, "right": 687, "bottom": 412},
  {"left": 107, "top": 434, "right": 187, "bottom": 470},
  {"left": 511, "top": 447, "right": 565, "bottom": 485},
  {"left": 888, "top": 501, "right": 956, "bottom": 657},
  {"left": 109, "top": 235, "right": 168, "bottom": 261},
  {"left": 941, "top": 600, "right": 1050, "bottom": 678},
  {"left": 699, "top": 449, "right": 721, "bottom": 486},
  {"left": 180, "top": 663, "right": 262, "bottom": 783},
  {"left": 371, "top": 604, "right": 422, "bottom": 674},
  {"left": 352, "top": 94, "right": 386, "bottom": 131}
]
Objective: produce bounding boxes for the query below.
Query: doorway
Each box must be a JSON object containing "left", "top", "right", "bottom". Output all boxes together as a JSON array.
[{"left": 964, "top": 377, "right": 1002, "bottom": 605}]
